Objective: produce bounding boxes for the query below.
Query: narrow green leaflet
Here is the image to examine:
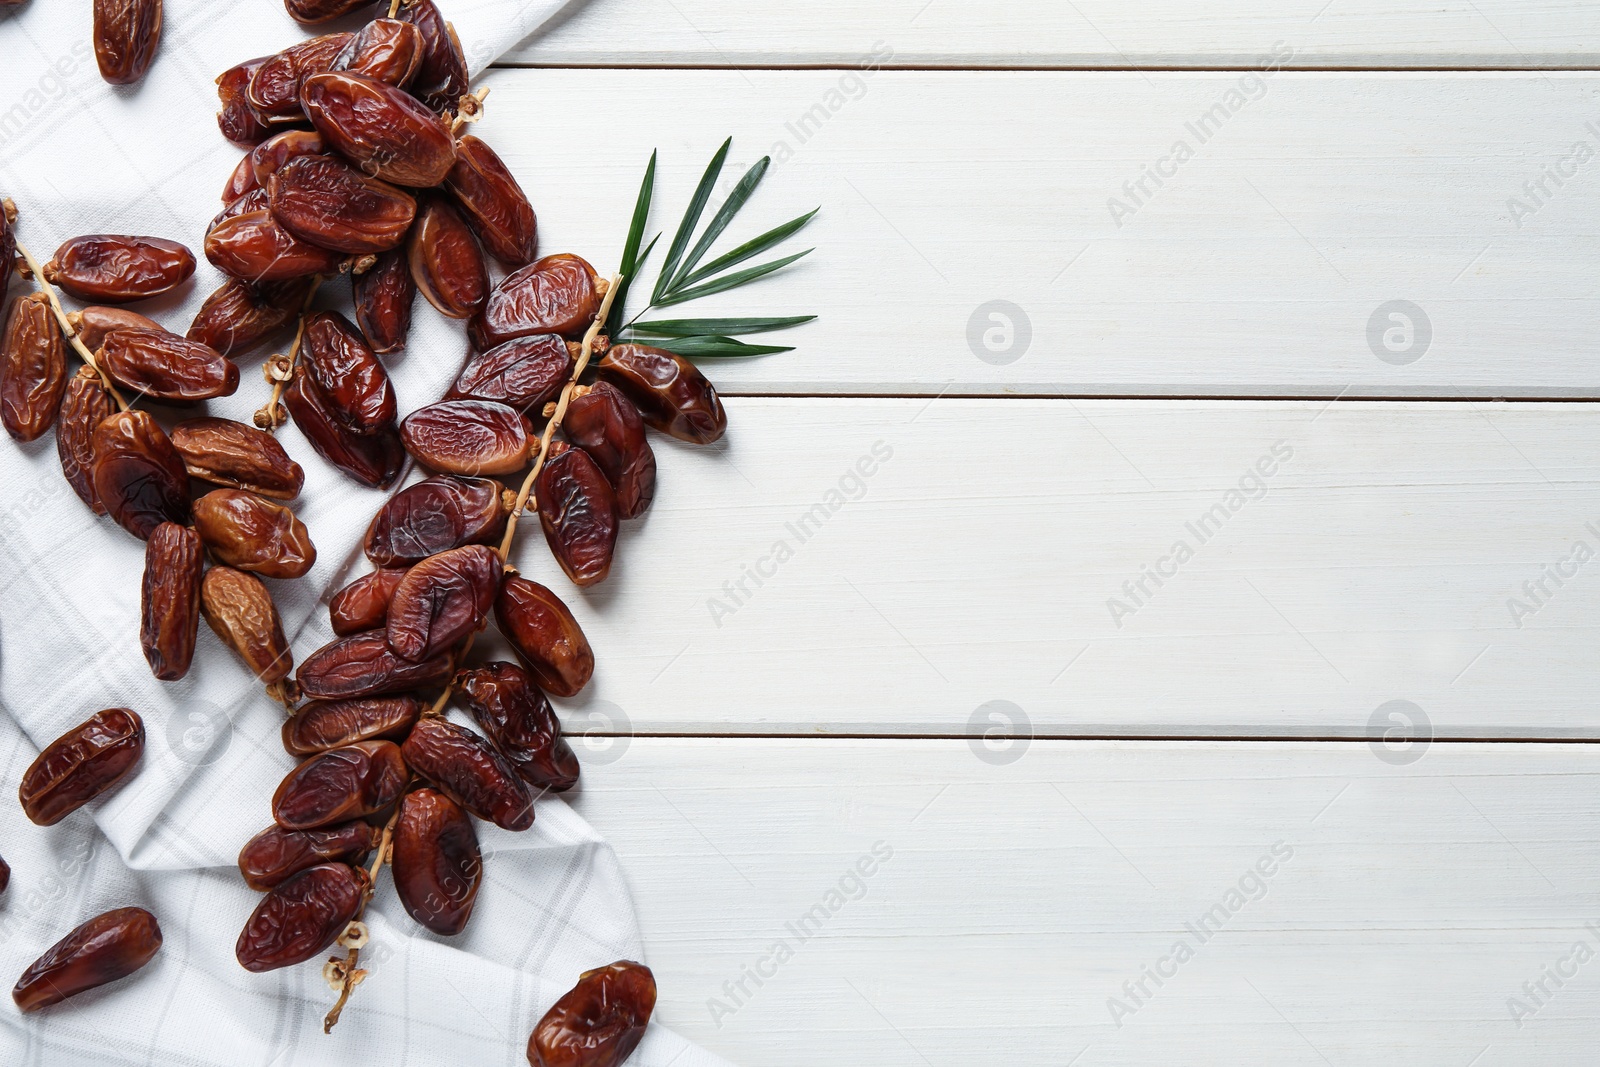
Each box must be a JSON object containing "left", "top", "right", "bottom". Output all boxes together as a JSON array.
[
  {"left": 667, "top": 156, "right": 770, "bottom": 294},
  {"left": 678, "top": 209, "right": 818, "bottom": 289},
  {"left": 656, "top": 249, "right": 813, "bottom": 307},
  {"left": 628, "top": 315, "right": 815, "bottom": 337},
  {"left": 606, "top": 150, "right": 657, "bottom": 334},
  {"left": 652, "top": 137, "right": 730, "bottom": 305},
  {"left": 646, "top": 335, "right": 797, "bottom": 358}
]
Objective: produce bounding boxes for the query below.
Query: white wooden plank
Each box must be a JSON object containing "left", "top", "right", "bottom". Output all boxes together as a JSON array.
[
  {"left": 471, "top": 397, "right": 1600, "bottom": 739},
  {"left": 508, "top": 0, "right": 1600, "bottom": 69},
  {"left": 573, "top": 737, "right": 1600, "bottom": 1067},
  {"left": 481, "top": 68, "right": 1600, "bottom": 397}
]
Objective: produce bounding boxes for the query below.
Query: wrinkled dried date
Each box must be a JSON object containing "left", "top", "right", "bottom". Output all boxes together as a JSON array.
[
  {"left": 300, "top": 311, "right": 396, "bottom": 435},
  {"left": 471, "top": 254, "right": 600, "bottom": 350},
  {"left": 297, "top": 630, "right": 454, "bottom": 700},
  {"left": 12, "top": 908, "right": 162, "bottom": 1013},
  {"left": 335, "top": 18, "right": 422, "bottom": 87},
  {"left": 400, "top": 399, "right": 533, "bottom": 476},
  {"left": 446, "top": 135, "right": 538, "bottom": 267},
  {"left": 526, "top": 961, "right": 656, "bottom": 1067},
  {"left": 447, "top": 334, "right": 571, "bottom": 410},
  {"left": 235, "top": 862, "right": 367, "bottom": 973},
  {"left": 238, "top": 821, "right": 378, "bottom": 891},
  {"left": 398, "top": 0, "right": 468, "bottom": 113},
  {"left": 270, "top": 155, "right": 417, "bottom": 255},
  {"left": 187, "top": 276, "right": 313, "bottom": 355},
  {"left": 217, "top": 56, "right": 272, "bottom": 146},
  {"left": 92, "top": 410, "right": 190, "bottom": 538},
  {"left": 363, "top": 475, "right": 506, "bottom": 565},
  {"left": 140, "top": 522, "right": 202, "bottom": 681},
  {"left": 19, "top": 708, "right": 144, "bottom": 827},
  {"left": 57, "top": 372, "right": 115, "bottom": 515},
  {"left": 200, "top": 566, "right": 292, "bottom": 683},
  {"left": 193, "top": 489, "right": 316, "bottom": 579},
  {"left": 597, "top": 343, "right": 727, "bottom": 444},
  {"left": 248, "top": 33, "right": 352, "bottom": 124},
  {"left": 565, "top": 382, "right": 656, "bottom": 519},
  {"left": 409, "top": 194, "right": 487, "bottom": 318},
  {"left": 353, "top": 248, "right": 414, "bottom": 354},
  {"left": 43, "top": 235, "right": 193, "bottom": 303},
  {"left": 285, "top": 374, "right": 405, "bottom": 489},
  {"left": 329, "top": 566, "right": 409, "bottom": 634},
  {"left": 93, "top": 0, "right": 162, "bottom": 86},
  {"left": 282, "top": 695, "right": 421, "bottom": 756},
  {"left": 224, "top": 154, "right": 260, "bottom": 202},
  {"left": 2, "top": 292, "right": 68, "bottom": 442},
  {"left": 386, "top": 545, "right": 502, "bottom": 662},
  {"left": 173, "top": 417, "right": 305, "bottom": 499},
  {"left": 495, "top": 576, "right": 595, "bottom": 698},
  {"left": 392, "top": 788, "right": 481, "bottom": 935},
  {"left": 206, "top": 208, "right": 346, "bottom": 282},
  {"left": 71, "top": 306, "right": 161, "bottom": 351},
  {"left": 457, "top": 661, "right": 580, "bottom": 792},
  {"left": 302, "top": 72, "right": 457, "bottom": 187},
  {"left": 284, "top": 0, "right": 372, "bottom": 24},
  {"left": 402, "top": 718, "right": 535, "bottom": 831},
  {"left": 271, "top": 740, "right": 407, "bottom": 829},
  {"left": 537, "top": 443, "right": 617, "bottom": 587},
  {"left": 99, "top": 328, "right": 240, "bottom": 402},
  {"left": 250, "top": 130, "right": 329, "bottom": 188}
]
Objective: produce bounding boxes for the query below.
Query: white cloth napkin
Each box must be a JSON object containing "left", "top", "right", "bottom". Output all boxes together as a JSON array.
[{"left": 0, "top": 2, "right": 733, "bottom": 1063}]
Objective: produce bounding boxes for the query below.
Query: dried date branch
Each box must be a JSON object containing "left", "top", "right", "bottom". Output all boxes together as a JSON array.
[
  {"left": 254, "top": 278, "right": 325, "bottom": 431},
  {"left": 322, "top": 802, "right": 399, "bottom": 1032}
]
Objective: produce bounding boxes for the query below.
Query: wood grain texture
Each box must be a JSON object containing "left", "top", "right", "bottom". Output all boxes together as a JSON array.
[
  {"left": 480, "top": 67, "right": 1600, "bottom": 397},
  {"left": 575, "top": 737, "right": 1600, "bottom": 1066},
  {"left": 507, "top": 0, "right": 1600, "bottom": 69},
  {"left": 478, "top": 397, "right": 1600, "bottom": 739}
]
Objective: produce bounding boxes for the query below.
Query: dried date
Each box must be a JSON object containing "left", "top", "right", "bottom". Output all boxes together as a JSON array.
[
  {"left": 565, "top": 382, "right": 656, "bottom": 519},
  {"left": 223, "top": 154, "right": 260, "bottom": 202},
  {"left": 299, "top": 311, "right": 396, "bottom": 435},
  {"left": 70, "top": 306, "right": 161, "bottom": 351},
  {"left": 2, "top": 292, "right": 68, "bottom": 442},
  {"left": 140, "top": 522, "right": 202, "bottom": 681},
  {"left": 284, "top": 0, "right": 372, "bottom": 24},
  {"left": 99, "top": 328, "right": 240, "bottom": 402},
  {"left": 248, "top": 33, "right": 352, "bottom": 124},
  {"left": 270, "top": 155, "right": 417, "bottom": 255},
  {"left": 363, "top": 475, "right": 507, "bottom": 565},
  {"left": 408, "top": 194, "right": 487, "bottom": 318},
  {"left": 193, "top": 489, "right": 316, "bottom": 579},
  {"left": 12, "top": 908, "right": 162, "bottom": 1013},
  {"left": 206, "top": 208, "right": 346, "bottom": 282},
  {"left": 392, "top": 788, "right": 480, "bottom": 935},
  {"left": 401, "top": 718, "right": 534, "bottom": 831},
  {"left": 92, "top": 410, "right": 190, "bottom": 538},
  {"left": 187, "top": 276, "right": 313, "bottom": 355},
  {"left": 238, "top": 821, "right": 377, "bottom": 891},
  {"left": 200, "top": 566, "right": 292, "bottom": 683},
  {"left": 43, "top": 235, "right": 193, "bottom": 303},
  {"left": 297, "top": 630, "right": 454, "bottom": 700},
  {"left": 302, "top": 71, "right": 456, "bottom": 187},
  {"left": 495, "top": 576, "right": 595, "bottom": 698},
  {"left": 471, "top": 254, "right": 600, "bottom": 350},
  {"left": 446, "top": 334, "right": 571, "bottom": 410},
  {"left": 18, "top": 708, "right": 144, "bottom": 826},
  {"left": 335, "top": 18, "right": 423, "bottom": 87},
  {"left": 217, "top": 56, "right": 273, "bottom": 146},
  {"left": 385, "top": 545, "right": 502, "bottom": 662},
  {"left": 56, "top": 371, "right": 115, "bottom": 515},
  {"left": 353, "top": 248, "right": 414, "bottom": 354},
  {"left": 400, "top": 399, "right": 533, "bottom": 476},
  {"left": 282, "top": 695, "right": 421, "bottom": 756},
  {"left": 446, "top": 135, "right": 538, "bottom": 267},
  {"left": 285, "top": 374, "right": 405, "bottom": 489},
  {"left": 597, "top": 343, "right": 727, "bottom": 444},
  {"left": 93, "top": 0, "right": 162, "bottom": 86},
  {"left": 235, "top": 862, "right": 367, "bottom": 972},
  {"left": 536, "top": 442, "right": 617, "bottom": 587},
  {"left": 526, "top": 961, "right": 656, "bottom": 1067},
  {"left": 398, "top": 0, "right": 468, "bottom": 113},
  {"left": 457, "top": 661, "right": 579, "bottom": 792},
  {"left": 329, "top": 566, "right": 409, "bottom": 634},
  {"left": 250, "top": 130, "right": 329, "bottom": 188},
  {"left": 173, "top": 417, "right": 304, "bottom": 499},
  {"left": 271, "top": 740, "right": 407, "bottom": 829}
]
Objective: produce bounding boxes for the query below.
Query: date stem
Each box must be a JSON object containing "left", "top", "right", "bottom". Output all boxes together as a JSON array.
[
  {"left": 255, "top": 277, "right": 324, "bottom": 432},
  {"left": 324, "top": 802, "right": 401, "bottom": 1033}
]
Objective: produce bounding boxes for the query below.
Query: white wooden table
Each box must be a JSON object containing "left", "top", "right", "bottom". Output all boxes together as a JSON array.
[{"left": 491, "top": 5, "right": 1600, "bottom": 1063}]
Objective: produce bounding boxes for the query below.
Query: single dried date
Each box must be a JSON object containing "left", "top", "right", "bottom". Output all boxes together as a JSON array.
[
  {"left": 285, "top": 374, "right": 405, "bottom": 489},
  {"left": 329, "top": 566, "right": 409, "bottom": 635},
  {"left": 193, "top": 489, "right": 316, "bottom": 579},
  {"left": 248, "top": 33, "right": 352, "bottom": 124},
  {"left": 187, "top": 276, "right": 313, "bottom": 356},
  {"left": 282, "top": 695, "right": 421, "bottom": 756},
  {"left": 223, "top": 154, "right": 260, "bottom": 202},
  {"left": 597, "top": 343, "right": 727, "bottom": 444},
  {"left": 12, "top": 908, "right": 162, "bottom": 1013},
  {"left": 200, "top": 566, "right": 292, "bottom": 683},
  {"left": 284, "top": 0, "right": 372, "bottom": 24},
  {"left": 398, "top": 0, "right": 468, "bottom": 113},
  {"left": 99, "top": 328, "right": 240, "bottom": 402},
  {"left": 409, "top": 194, "right": 488, "bottom": 319},
  {"left": 401, "top": 718, "right": 534, "bottom": 831},
  {"left": 392, "top": 788, "right": 480, "bottom": 935},
  {"left": 471, "top": 254, "right": 600, "bottom": 350},
  {"left": 565, "top": 382, "right": 656, "bottom": 519},
  {"left": 400, "top": 399, "right": 533, "bottom": 476},
  {"left": 217, "top": 56, "right": 273, "bottom": 146},
  {"left": 93, "top": 0, "right": 162, "bottom": 86},
  {"left": 385, "top": 545, "right": 502, "bottom": 662},
  {"left": 300, "top": 311, "right": 396, "bottom": 435},
  {"left": 302, "top": 72, "right": 457, "bottom": 187},
  {"left": 43, "top": 235, "right": 193, "bottom": 303},
  {"left": 495, "top": 576, "right": 595, "bottom": 698},
  {"left": 92, "top": 411, "right": 190, "bottom": 539},
  {"left": 173, "top": 417, "right": 305, "bottom": 500},
  {"left": 353, "top": 248, "right": 414, "bottom": 354},
  {"left": 446, "top": 135, "right": 538, "bottom": 267},
  {"left": 297, "top": 630, "right": 454, "bottom": 700},
  {"left": 457, "top": 661, "right": 579, "bottom": 792},
  {"left": 526, "top": 961, "right": 656, "bottom": 1067},
  {"left": 335, "top": 18, "right": 423, "bottom": 87},
  {"left": 18, "top": 708, "right": 144, "bottom": 827},
  {"left": 140, "top": 522, "right": 202, "bottom": 681},
  {"left": 270, "top": 155, "right": 417, "bottom": 255},
  {"left": 235, "top": 862, "right": 367, "bottom": 973},
  {"left": 364, "top": 475, "right": 507, "bottom": 566},
  {"left": 2, "top": 292, "right": 68, "bottom": 442},
  {"left": 446, "top": 334, "right": 571, "bottom": 410},
  {"left": 206, "top": 208, "right": 346, "bottom": 282},
  {"left": 250, "top": 130, "right": 330, "bottom": 188},
  {"left": 271, "top": 740, "right": 407, "bottom": 829},
  {"left": 69, "top": 306, "right": 161, "bottom": 351},
  {"left": 537, "top": 443, "right": 618, "bottom": 588},
  {"left": 238, "top": 821, "right": 378, "bottom": 891},
  {"left": 57, "top": 371, "right": 115, "bottom": 515}
]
